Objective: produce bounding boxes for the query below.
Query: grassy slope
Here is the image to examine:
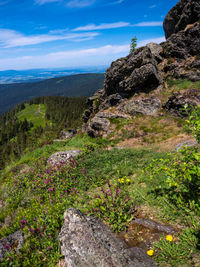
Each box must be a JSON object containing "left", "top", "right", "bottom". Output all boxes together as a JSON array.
[
  {"left": 16, "top": 104, "right": 47, "bottom": 128},
  {"left": 0, "top": 79, "right": 200, "bottom": 266}
]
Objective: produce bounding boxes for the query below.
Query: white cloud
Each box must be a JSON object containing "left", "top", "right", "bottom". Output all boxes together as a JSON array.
[
  {"left": 0, "top": 44, "right": 130, "bottom": 70},
  {"left": 35, "top": 0, "right": 95, "bottom": 7},
  {"left": 66, "top": 0, "right": 95, "bottom": 8},
  {"left": 133, "top": 21, "right": 163, "bottom": 27},
  {"left": 107, "top": 0, "right": 125, "bottom": 5},
  {"left": 137, "top": 36, "right": 165, "bottom": 47},
  {"left": 0, "top": 29, "right": 99, "bottom": 48},
  {"left": 72, "top": 21, "right": 130, "bottom": 31},
  {"left": 35, "top": 0, "right": 60, "bottom": 4},
  {"left": 0, "top": 37, "right": 166, "bottom": 70},
  {"left": 149, "top": 4, "right": 156, "bottom": 9}
]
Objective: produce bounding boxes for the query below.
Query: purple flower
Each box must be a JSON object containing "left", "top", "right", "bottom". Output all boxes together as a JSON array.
[
  {"left": 48, "top": 188, "right": 53, "bottom": 192},
  {"left": 47, "top": 246, "right": 51, "bottom": 251},
  {"left": 81, "top": 167, "right": 86, "bottom": 174},
  {"left": 4, "top": 244, "right": 10, "bottom": 250}
]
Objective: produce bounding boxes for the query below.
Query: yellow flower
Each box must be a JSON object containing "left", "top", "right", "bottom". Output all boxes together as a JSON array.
[
  {"left": 166, "top": 235, "right": 173, "bottom": 242},
  {"left": 174, "top": 183, "right": 178, "bottom": 186},
  {"left": 147, "top": 249, "right": 154, "bottom": 256},
  {"left": 126, "top": 178, "right": 130, "bottom": 183}
]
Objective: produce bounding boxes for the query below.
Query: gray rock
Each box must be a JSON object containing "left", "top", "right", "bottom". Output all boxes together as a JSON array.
[
  {"left": 190, "top": 60, "right": 200, "bottom": 69},
  {"left": 163, "top": 89, "right": 200, "bottom": 117},
  {"left": 0, "top": 231, "right": 24, "bottom": 260},
  {"left": 60, "top": 129, "right": 77, "bottom": 139},
  {"left": 175, "top": 140, "right": 198, "bottom": 151},
  {"left": 48, "top": 150, "right": 81, "bottom": 165},
  {"left": 146, "top": 42, "right": 163, "bottom": 63},
  {"left": 99, "top": 93, "right": 123, "bottom": 110},
  {"left": 82, "top": 109, "right": 92, "bottom": 123},
  {"left": 131, "top": 218, "right": 176, "bottom": 234},
  {"left": 90, "top": 116, "right": 110, "bottom": 132},
  {"left": 127, "top": 247, "right": 156, "bottom": 266},
  {"left": 163, "top": 0, "right": 200, "bottom": 39},
  {"left": 59, "top": 208, "right": 153, "bottom": 267},
  {"left": 96, "top": 112, "right": 129, "bottom": 119},
  {"left": 123, "top": 97, "right": 161, "bottom": 116}
]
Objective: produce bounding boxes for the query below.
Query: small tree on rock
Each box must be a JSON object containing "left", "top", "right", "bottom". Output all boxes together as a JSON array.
[{"left": 130, "top": 36, "right": 137, "bottom": 53}]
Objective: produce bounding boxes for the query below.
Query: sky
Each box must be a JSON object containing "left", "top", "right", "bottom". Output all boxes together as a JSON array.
[{"left": 0, "top": 0, "right": 179, "bottom": 70}]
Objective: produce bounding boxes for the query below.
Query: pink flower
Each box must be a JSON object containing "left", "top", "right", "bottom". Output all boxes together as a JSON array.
[{"left": 48, "top": 188, "right": 53, "bottom": 192}]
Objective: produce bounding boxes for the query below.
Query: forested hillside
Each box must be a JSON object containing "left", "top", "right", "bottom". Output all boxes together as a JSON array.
[
  {"left": 0, "top": 73, "right": 104, "bottom": 115},
  {"left": 0, "top": 96, "right": 88, "bottom": 169}
]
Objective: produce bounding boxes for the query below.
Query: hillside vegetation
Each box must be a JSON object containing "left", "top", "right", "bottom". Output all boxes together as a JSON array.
[
  {"left": 0, "top": 93, "right": 200, "bottom": 266},
  {"left": 0, "top": 73, "right": 104, "bottom": 115},
  {"left": 0, "top": 96, "right": 88, "bottom": 170}
]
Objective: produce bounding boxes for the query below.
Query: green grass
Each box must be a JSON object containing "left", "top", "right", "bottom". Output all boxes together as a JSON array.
[
  {"left": 167, "top": 79, "right": 200, "bottom": 91},
  {"left": 0, "top": 135, "right": 200, "bottom": 266},
  {"left": 16, "top": 104, "right": 47, "bottom": 128}
]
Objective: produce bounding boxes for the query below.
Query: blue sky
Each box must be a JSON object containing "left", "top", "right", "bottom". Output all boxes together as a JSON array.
[{"left": 0, "top": 0, "right": 178, "bottom": 70}]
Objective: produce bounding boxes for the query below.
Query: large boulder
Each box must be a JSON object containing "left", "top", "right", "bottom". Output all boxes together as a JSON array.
[
  {"left": 163, "top": 0, "right": 200, "bottom": 39},
  {"left": 104, "top": 46, "right": 161, "bottom": 97},
  {"left": 123, "top": 97, "right": 161, "bottom": 116},
  {"left": 59, "top": 208, "right": 154, "bottom": 267},
  {"left": 163, "top": 89, "right": 200, "bottom": 117}
]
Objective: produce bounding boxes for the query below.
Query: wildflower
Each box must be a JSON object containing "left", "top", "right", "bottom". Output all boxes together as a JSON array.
[
  {"left": 166, "top": 235, "right": 173, "bottom": 242},
  {"left": 47, "top": 246, "right": 51, "bottom": 251},
  {"left": 4, "top": 244, "right": 10, "bottom": 250},
  {"left": 147, "top": 249, "right": 154, "bottom": 256},
  {"left": 174, "top": 183, "right": 178, "bottom": 186},
  {"left": 126, "top": 178, "right": 130, "bottom": 183},
  {"left": 48, "top": 188, "right": 53, "bottom": 192}
]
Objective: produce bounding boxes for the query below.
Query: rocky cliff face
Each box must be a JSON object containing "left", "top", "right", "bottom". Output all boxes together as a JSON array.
[
  {"left": 163, "top": 0, "right": 200, "bottom": 39},
  {"left": 82, "top": 0, "right": 200, "bottom": 138}
]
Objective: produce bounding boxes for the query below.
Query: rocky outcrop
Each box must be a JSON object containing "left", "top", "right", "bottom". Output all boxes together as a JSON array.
[
  {"left": 59, "top": 208, "right": 154, "bottom": 267},
  {"left": 0, "top": 231, "right": 24, "bottom": 260},
  {"left": 48, "top": 150, "right": 81, "bottom": 165},
  {"left": 163, "top": 0, "right": 200, "bottom": 39},
  {"left": 161, "top": 22, "right": 200, "bottom": 59},
  {"left": 82, "top": 0, "right": 200, "bottom": 138},
  {"left": 104, "top": 46, "right": 162, "bottom": 96},
  {"left": 163, "top": 89, "right": 200, "bottom": 117},
  {"left": 122, "top": 97, "right": 161, "bottom": 116}
]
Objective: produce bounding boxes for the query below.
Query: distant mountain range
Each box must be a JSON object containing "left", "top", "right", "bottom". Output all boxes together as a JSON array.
[
  {"left": 0, "top": 73, "right": 105, "bottom": 115},
  {"left": 0, "top": 66, "right": 107, "bottom": 84}
]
